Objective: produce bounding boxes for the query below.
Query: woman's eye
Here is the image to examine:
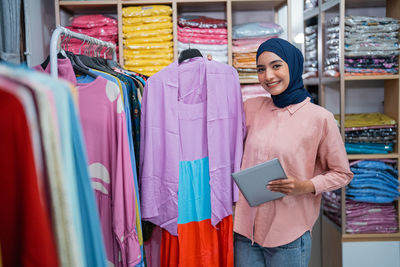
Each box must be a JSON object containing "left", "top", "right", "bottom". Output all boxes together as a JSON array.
[
  {"left": 257, "top": 68, "right": 265, "bottom": 73},
  {"left": 272, "top": 64, "right": 282, "bottom": 69}
]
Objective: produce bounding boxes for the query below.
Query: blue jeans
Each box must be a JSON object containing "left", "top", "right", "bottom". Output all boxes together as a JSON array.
[{"left": 234, "top": 231, "right": 311, "bottom": 267}]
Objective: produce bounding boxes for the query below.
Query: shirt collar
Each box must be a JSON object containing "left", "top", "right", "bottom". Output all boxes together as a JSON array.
[{"left": 270, "top": 97, "right": 311, "bottom": 114}]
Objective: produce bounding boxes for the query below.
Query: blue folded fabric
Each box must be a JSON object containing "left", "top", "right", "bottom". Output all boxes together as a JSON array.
[{"left": 345, "top": 143, "right": 393, "bottom": 154}]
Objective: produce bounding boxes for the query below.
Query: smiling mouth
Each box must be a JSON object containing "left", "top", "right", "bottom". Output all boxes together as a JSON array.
[{"left": 267, "top": 81, "right": 280, "bottom": 88}]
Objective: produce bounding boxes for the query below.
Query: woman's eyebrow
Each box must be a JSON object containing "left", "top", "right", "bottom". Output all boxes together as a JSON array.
[{"left": 269, "top": 60, "right": 283, "bottom": 65}]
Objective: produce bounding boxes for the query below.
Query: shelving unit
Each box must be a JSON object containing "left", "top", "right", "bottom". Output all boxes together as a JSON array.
[
  {"left": 305, "top": 0, "right": 400, "bottom": 266},
  {"left": 54, "top": 0, "right": 291, "bottom": 84}
]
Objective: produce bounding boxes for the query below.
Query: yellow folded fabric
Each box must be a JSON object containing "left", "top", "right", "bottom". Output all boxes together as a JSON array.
[
  {"left": 123, "top": 65, "right": 169, "bottom": 74},
  {"left": 124, "top": 52, "right": 173, "bottom": 60},
  {"left": 123, "top": 22, "right": 173, "bottom": 32},
  {"left": 123, "top": 34, "right": 173, "bottom": 45},
  {"left": 123, "top": 28, "right": 173, "bottom": 38},
  {"left": 123, "top": 5, "right": 172, "bottom": 17},
  {"left": 124, "top": 59, "right": 173, "bottom": 67},
  {"left": 124, "top": 48, "right": 173, "bottom": 56},
  {"left": 334, "top": 113, "right": 397, "bottom": 128},
  {"left": 123, "top": 15, "right": 172, "bottom": 25},
  {"left": 124, "top": 42, "right": 173, "bottom": 50}
]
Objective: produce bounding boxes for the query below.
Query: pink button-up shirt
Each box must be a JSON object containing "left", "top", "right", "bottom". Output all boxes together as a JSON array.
[{"left": 233, "top": 96, "right": 353, "bottom": 247}]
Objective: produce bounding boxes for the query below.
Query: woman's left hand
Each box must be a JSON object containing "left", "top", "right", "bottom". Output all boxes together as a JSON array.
[{"left": 267, "top": 177, "right": 315, "bottom": 196}]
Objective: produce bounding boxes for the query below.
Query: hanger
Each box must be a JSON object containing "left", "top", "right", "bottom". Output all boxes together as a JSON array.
[
  {"left": 178, "top": 27, "right": 202, "bottom": 64},
  {"left": 63, "top": 33, "right": 97, "bottom": 79}
]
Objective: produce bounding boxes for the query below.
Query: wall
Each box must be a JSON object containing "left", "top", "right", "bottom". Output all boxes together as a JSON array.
[{"left": 24, "top": 0, "right": 55, "bottom": 67}]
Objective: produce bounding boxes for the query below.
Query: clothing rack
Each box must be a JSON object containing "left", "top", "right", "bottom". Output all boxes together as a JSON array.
[{"left": 50, "top": 25, "right": 117, "bottom": 78}]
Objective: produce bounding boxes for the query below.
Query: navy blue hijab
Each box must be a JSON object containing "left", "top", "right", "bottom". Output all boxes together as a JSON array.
[{"left": 256, "top": 38, "right": 311, "bottom": 108}]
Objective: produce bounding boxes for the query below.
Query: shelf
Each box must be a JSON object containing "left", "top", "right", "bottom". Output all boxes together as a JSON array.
[
  {"left": 347, "top": 153, "right": 399, "bottom": 160},
  {"left": 239, "top": 78, "right": 259, "bottom": 84},
  {"left": 59, "top": 1, "right": 117, "bottom": 13},
  {"left": 303, "top": 8, "right": 318, "bottom": 20},
  {"left": 321, "top": 76, "right": 339, "bottom": 84},
  {"left": 122, "top": 0, "right": 173, "bottom": 4},
  {"left": 345, "top": 74, "right": 400, "bottom": 81},
  {"left": 231, "top": 0, "right": 286, "bottom": 10},
  {"left": 303, "top": 77, "right": 319, "bottom": 85},
  {"left": 321, "top": 0, "right": 340, "bottom": 12},
  {"left": 342, "top": 233, "right": 400, "bottom": 242},
  {"left": 345, "top": 0, "right": 388, "bottom": 9}
]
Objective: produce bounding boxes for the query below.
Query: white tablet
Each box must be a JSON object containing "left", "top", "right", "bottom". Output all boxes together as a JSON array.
[{"left": 232, "top": 158, "right": 287, "bottom": 207}]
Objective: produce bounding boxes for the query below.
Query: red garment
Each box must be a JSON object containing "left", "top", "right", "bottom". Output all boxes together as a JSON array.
[
  {"left": 160, "top": 216, "right": 233, "bottom": 267},
  {"left": 0, "top": 88, "right": 59, "bottom": 267}
]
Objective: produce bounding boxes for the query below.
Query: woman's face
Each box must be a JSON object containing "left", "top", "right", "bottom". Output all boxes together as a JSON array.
[{"left": 256, "top": 51, "right": 290, "bottom": 96}]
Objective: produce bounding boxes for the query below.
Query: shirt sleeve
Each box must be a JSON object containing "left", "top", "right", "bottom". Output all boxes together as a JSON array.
[{"left": 310, "top": 113, "right": 354, "bottom": 195}]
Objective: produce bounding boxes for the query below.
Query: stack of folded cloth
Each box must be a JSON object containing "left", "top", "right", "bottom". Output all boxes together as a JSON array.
[
  {"left": 65, "top": 14, "right": 118, "bottom": 59},
  {"left": 232, "top": 22, "right": 283, "bottom": 80},
  {"left": 303, "top": 24, "right": 318, "bottom": 79},
  {"left": 122, "top": 5, "right": 173, "bottom": 76},
  {"left": 322, "top": 190, "right": 342, "bottom": 226},
  {"left": 324, "top": 16, "right": 340, "bottom": 77},
  {"left": 345, "top": 16, "right": 399, "bottom": 76},
  {"left": 335, "top": 113, "right": 397, "bottom": 154},
  {"left": 177, "top": 15, "right": 228, "bottom": 63},
  {"left": 322, "top": 160, "right": 400, "bottom": 234},
  {"left": 241, "top": 84, "right": 269, "bottom": 102},
  {"left": 325, "top": 15, "right": 400, "bottom": 77},
  {"left": 346, "top": 160, "right": 399, "bottom": 233},
  {"left": 304, "top": 0, "right": 318, "bottom": 12}
]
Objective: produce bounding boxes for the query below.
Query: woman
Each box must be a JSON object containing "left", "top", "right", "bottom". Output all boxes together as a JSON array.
[{"left": 233, "top": 38, "right": 353, "bottom": 266}]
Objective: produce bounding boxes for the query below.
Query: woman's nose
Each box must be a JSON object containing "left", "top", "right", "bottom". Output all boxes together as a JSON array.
[{"left": 264, "top": 68, "right": 273, "bottom": 81}]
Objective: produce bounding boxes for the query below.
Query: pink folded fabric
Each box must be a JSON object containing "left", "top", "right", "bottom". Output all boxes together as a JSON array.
[
  {"left": 178, "top": 35, "right": 228, "bottom": 45},
  {"left": 233, "top": 36, "right": 278, "bottom": 46},
  {"left": 71, "top": 14, "right": 117, "bottom": 28},
  {"left": 178, "top": 31, "right": 227, "bottom": 40},
  {"left": 66, "top": 26, "right": 118, "bottom": 37},
  {"left": 177, "top": 25, "right": 227, "bottom": 35}
]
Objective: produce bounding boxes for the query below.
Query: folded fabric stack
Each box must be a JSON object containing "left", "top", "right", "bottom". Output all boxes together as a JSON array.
[
  {"left": 322, "top": 190, "right": 342, "bottom": 226},
  {"left": 122, "top": 5, "right": 173, "bottom": 76},
  {"left": 325, "top": 15, "right": 400, "bottom": 77},
  {"left": 322, "top": 162, "right": 399, "bottom": 234},
  {"left": 65, "top": 14, "right": 118, "bottom": 59},
  {"left": 303, "top": 24, "right": 318, "bottom": 79},
  {"left": 177, "top": 15, "right": 228, "bottom": 63},
  {"left": 241, "top": 84, "right": 269, "bottom": 102},
  {"left": 346, "top": 160, "right": 399, "bottom": 233},
  {"left": 232, "top": 22, "right": 283, "bottom": 80},
  {"left": 324, "top": 16, "right": 340, "bottom": 77},
  {"left": 335, "top": 113, "right": 397, "bottom": 154},
  {"left": 345, "top": 16, "right": 399, "bottom": 76},
  {"left": 304, "top": 0, "right": 318, "bottom": 12}
]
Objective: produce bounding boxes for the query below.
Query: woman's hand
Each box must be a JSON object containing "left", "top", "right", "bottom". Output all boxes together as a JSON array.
[{"left": 267, "top": 177, "right": 315, "bottom": 196}]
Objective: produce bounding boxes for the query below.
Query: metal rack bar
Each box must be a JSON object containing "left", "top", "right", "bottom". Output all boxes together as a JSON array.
[{"left": 50, "top": 25, "right": 117, "bottom": 78}]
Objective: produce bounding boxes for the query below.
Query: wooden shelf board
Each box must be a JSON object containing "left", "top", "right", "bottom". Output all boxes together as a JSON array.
[
  {"left": 321, "top": 77, "right": 339, "bottom": 84},
  {"left": 176, "top": 0, "right": 226, "bottom": 2},
  {"left": 303, "top": 77, "right": 319, "bottom": 85},
  {"left": 345, "top": 74, "right": 400, "bottom": 81},
  {"left": 240, "top": 78, "right": 259, "bottom": 84},
  {"left": 122, "top": 0, "right": 173, "bottom": 4},
  {"left": 303, "top": 8, "right": 318, "bottom": 20},
  {"left": 342, "top": 233, "right": 400, "bottom": 242},
  {"left": 59, "top": 1, "right": 117, "bottom": 13},
  {"left": 231, "top": 0, "right": 286, "bottom": 10},
  {"left": 347, "top": 153, "right": 399, "bottom": 160},
  {"left": 321, "top": 0, "right": 340, "bottom": 12},
  {"left": 345, "top": 0, "right": 387, "bottom": 9}
]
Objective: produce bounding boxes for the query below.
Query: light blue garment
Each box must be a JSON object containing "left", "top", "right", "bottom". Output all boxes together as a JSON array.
[
  {"left": 26, "top": 67, "right": 107, "bottom": 267},
  {"left": 234, "top": 231, "right": 311, "bottom": 267},
  {"left": 178, "top": 157, "right": 212, "bottom": 224}
]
